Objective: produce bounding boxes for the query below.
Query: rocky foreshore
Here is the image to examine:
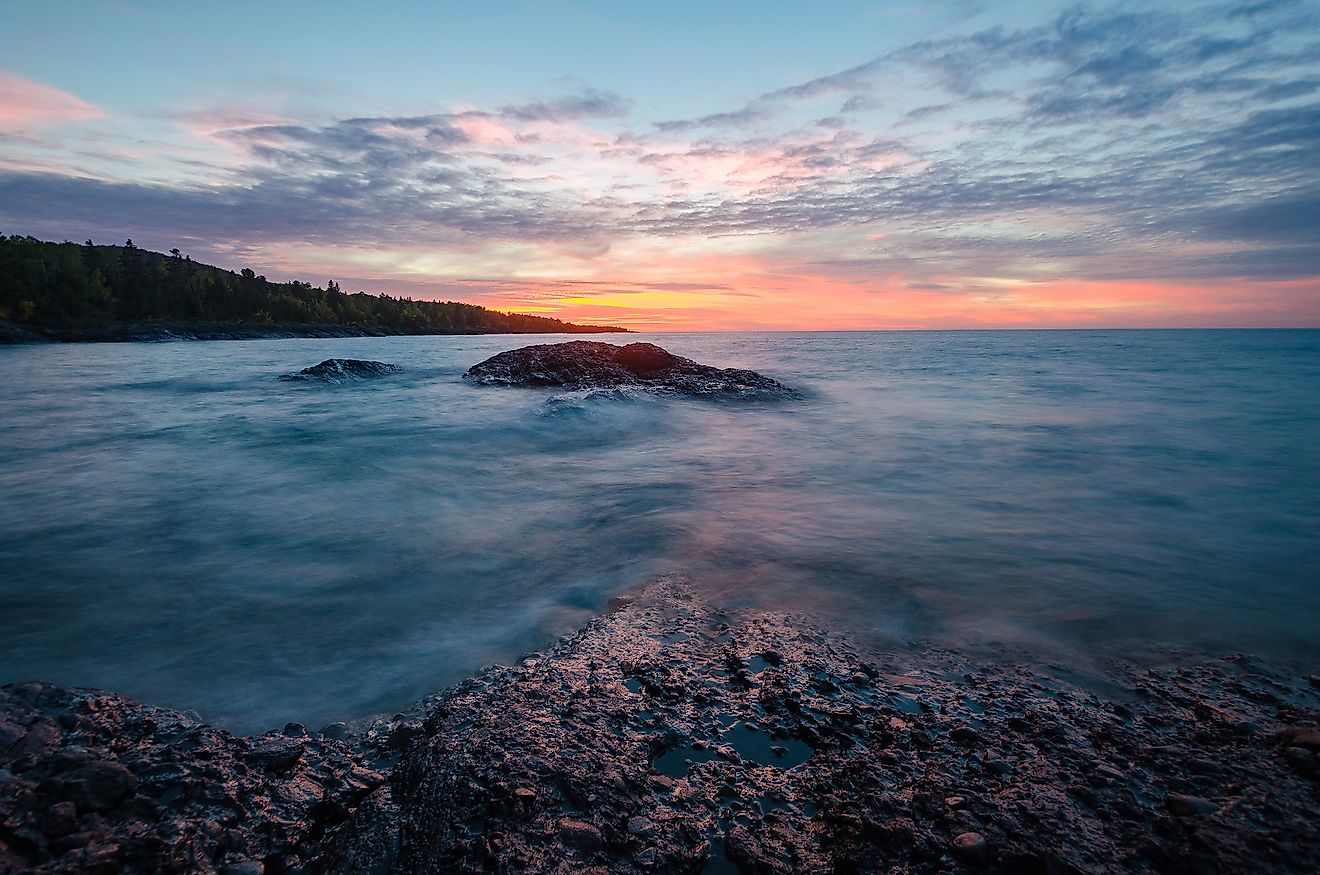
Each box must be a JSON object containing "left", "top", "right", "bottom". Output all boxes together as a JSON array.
[{"left": 3, "top": 577, "right": 1318, "bottom": 874}]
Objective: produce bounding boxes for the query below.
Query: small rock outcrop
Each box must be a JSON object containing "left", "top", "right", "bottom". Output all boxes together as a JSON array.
[
  {"left": 280, "top": 359, "right": 403, "bottom": 383},
  {"left": 463, "top": 341, "right": 798, "bottom": 397}
]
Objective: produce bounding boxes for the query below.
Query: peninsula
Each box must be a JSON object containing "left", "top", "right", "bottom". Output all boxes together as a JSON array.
[{"left": 0, "top": 235, "right": 627, "bottom": 343}]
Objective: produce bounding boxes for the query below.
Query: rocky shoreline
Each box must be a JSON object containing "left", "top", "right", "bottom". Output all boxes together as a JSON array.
[{"left": 3, "top": 577, "right": 1318, "bottom": 873}]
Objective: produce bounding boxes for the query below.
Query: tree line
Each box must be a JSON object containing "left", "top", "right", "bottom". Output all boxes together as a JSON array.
[{"left": 0, "top": 235, "right": 625, "bottom": 334}]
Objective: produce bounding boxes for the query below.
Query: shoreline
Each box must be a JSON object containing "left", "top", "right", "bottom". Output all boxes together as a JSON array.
[
  {"left": 2, "top": 576, "right": 1318, "bottom": 873},
  {"left": 0, "top": 320, "right": 630, "bottom": 345}
]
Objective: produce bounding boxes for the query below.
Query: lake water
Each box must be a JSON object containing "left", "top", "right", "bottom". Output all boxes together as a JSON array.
[{"left": 2, "top": 330, "right": 1317, "bottom": 733}]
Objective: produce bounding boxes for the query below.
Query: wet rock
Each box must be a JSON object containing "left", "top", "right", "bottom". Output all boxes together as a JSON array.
[
  {"left": 950, "top": 725, "right": 983, "bottom": 746},
  {"left": 316, "top": 576, "right": 1320, "bottom": 874},
  {"left": 320, "top": 721, "right": 350, "bottom": 740},
  {"left": 1165, "top": 794, "right": 1220, "bottom": 816},
  {"left": 559, "top": 818, "right": 604, "bottom": 850},
  {"left": 40, "top": 801, "right": 79, "bottom": 839},
  {"left": 6, "top": 577, "right": 1320, "bottom": 875},
  {"left": 64, "top": 761, "right": 136, "bottom": 811},
  {"left": 952, "top": 831, "right": 990, "bottom": 864},
  {"left": 0, "top": 683, "right": 380, "bottom": 874},
  {"left": 249, "top": 737, "right": 303, "bottom": 771},
  {"left": 1274, "top": 726, "right": 1320, "bottom": 750},
  {"left": 626, "top": 816, "right": 657, "bottom": 838},
  {"left": 463, "top": 341, "right": 798, "bottom": 398},
  {"left": 218, "top": 856, "right": 265, "bottom": 875},
  {"left": 280, "top": 358, "right": 403, "bottom": 382}
]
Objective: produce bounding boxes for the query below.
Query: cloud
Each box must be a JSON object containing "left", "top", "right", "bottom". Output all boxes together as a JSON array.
[
  {"left": 499, "top": 88, "right": 631, "bottom": 122},
  {"left": 0, "top": 72, "right": 103, "bottom": 130},
  {"left": 1, "top": 1, "right": 1317, "bottom": 303}
]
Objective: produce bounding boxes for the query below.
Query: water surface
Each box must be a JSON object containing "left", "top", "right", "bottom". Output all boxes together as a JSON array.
[{"left": 2, "top": 330, "right": 1317, "bottom": 732}]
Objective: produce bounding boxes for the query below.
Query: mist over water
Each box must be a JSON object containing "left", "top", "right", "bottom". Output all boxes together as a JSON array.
[{"left": 2, "top": 330, "right": 1317, "bottom": 733}]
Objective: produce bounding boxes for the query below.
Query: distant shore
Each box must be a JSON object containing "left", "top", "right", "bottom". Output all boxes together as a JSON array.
[
  {"left": 0, "top": 319, "right": 629, "bottom": 345},
  {"left": 2, "top": 575, "right": 1317, "bottom": 873}
]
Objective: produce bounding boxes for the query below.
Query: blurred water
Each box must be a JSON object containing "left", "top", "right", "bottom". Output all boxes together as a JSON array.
[{"left": 1, "top": 329, "right": 1317, "bottom": 732}]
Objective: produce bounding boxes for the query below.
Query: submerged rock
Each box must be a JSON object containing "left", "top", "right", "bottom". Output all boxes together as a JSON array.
[
  {"left": 463, "top": 340, "right": 798, "bottom": 397},
  {"left": 280, "top": 358, "right": 403, "bottom": 382}
]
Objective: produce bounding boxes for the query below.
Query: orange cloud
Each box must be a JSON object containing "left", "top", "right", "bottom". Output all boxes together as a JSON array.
[{"left": 0, "top": 72, "right": 102, "bottom": 130}]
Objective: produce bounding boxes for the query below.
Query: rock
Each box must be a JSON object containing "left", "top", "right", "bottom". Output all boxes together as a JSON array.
[
  {"left": 280, "top": 358, "right": 403, "bottom": 382},
  {"left": 559, "top": 818, "right": 604, "bottom": 851},
  {"left": 1166, "top": 794, "right": 1219, "bottom": 816},
  {"left": 319, "top": 721, "right": 350, "bottom": 740},
  {"left": 283, "top": 721, "right": 308, "bottom": 737},
  {"left": 627, "top": 816, "right": 657, "bottom": 838},
  {"left": 950, "top": 725, "right": 983, "bottom": 746},
  {"left": 1274, "top": 727, "right": 1320, "bottom": 750},
  {"left": 218, "top": 857, "right": 265, "bottom": 875},
  {"left": 248, "top": 737, "right": 303, "bottom": 771},
  {"left": 388, "top": 720, "right": 424, "bottom": 750},
  {"left": 462, "top": 341, "right": 798, "bottom": 397},
  {"left": 64, "top": 761, "right": 137, "bottom": 811},
  {"left": 0, "top": 684, "right": 381, "bottom": 875},
  {"left": 41, "top": 801, "right": 79, "bottom": 839},
  {"left": 952, "top": 831, "right": 990, "bottom": 863},
  {"left": 7, "top": 578, "right": 1320, "bottom": 875}
]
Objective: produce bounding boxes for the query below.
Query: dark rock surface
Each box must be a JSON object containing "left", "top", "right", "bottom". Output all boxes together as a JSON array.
[
  {"left": 279, "top": 359, "right": 403, "bottom": 383},
  {"left": 0, "top": 684, "right": 385, "bottom": 874},
  {"left": 322, "top": 577, "right": 1320, "bottom": 874},
  {"left": 463, "top": 341, "right": 799, "bottom": 397},
  {"left": 4, "top": 577, "right": 1319, "bottom": 873}
]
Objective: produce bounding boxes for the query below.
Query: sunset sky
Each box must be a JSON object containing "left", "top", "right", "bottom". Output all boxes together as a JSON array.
[{"left": 2, "top": 0, "right": 1318, "bottom": 330}]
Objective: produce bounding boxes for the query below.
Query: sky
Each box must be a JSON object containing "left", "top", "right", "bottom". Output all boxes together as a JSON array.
[{"left": 1, "top": 0, "right": 1318, "bottom": 330}]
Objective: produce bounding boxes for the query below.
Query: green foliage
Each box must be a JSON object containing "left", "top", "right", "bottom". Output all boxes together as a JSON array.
[{"left": 0, "top": 234, "right": 624, "bottom": 334}]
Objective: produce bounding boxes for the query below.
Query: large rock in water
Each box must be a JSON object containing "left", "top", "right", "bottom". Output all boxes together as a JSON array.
[
  {"left": 463, "top": 341, "right": 797, "bottom": 397},
  {"left": 281, "top": 358, "right": 403, "bottom": 383}
]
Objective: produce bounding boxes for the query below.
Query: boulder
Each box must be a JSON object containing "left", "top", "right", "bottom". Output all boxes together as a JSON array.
[
  {"left": 280, "top": 359, "right": 403, "bottom": 382},
  {"left": 462, "top": 341, "right": 797, "bottom": 397}
]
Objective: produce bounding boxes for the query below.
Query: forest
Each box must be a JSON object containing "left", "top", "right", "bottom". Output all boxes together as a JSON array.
[{"left": 0, "top": 235, "right": 625, "bottom": 335}]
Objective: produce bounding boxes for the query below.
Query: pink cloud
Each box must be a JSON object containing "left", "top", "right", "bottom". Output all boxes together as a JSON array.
[{"left": 0, "top": 72, "right": 103, "bottom": 129}]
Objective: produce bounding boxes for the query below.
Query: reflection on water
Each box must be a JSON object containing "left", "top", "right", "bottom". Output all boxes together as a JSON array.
[{"left": 1, "top": 330, "right": 1317, "bottom": 732}]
